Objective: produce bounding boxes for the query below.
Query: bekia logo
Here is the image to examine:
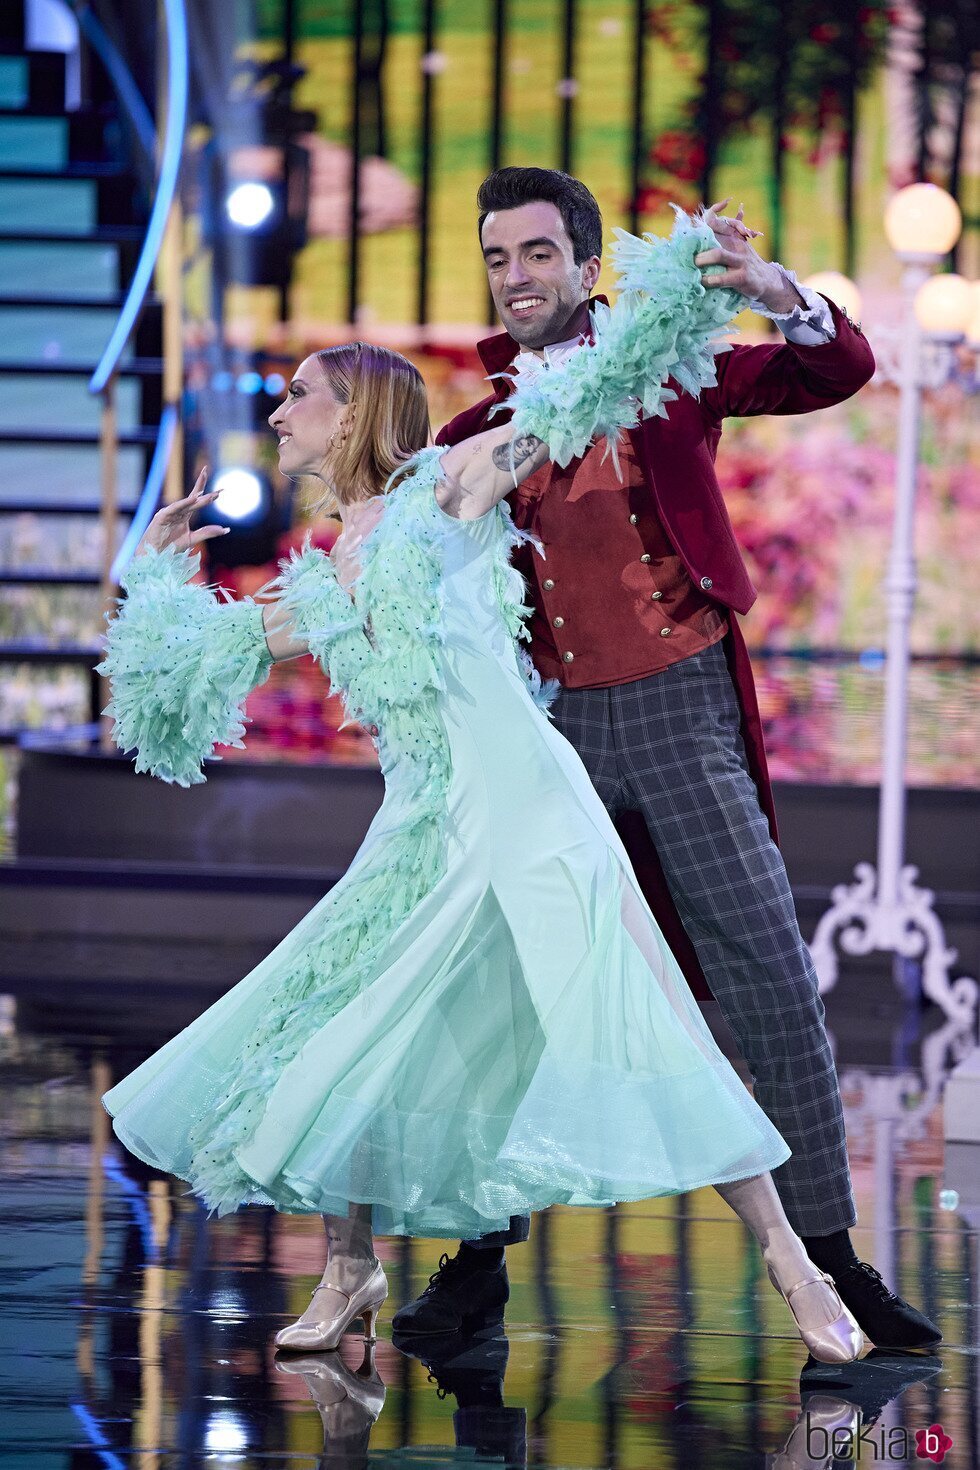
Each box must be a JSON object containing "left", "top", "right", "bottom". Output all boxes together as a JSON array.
[
  {"left": 915, "top": 1423, "right": 953, "bottom": 1463},
  {"left": 805, "top": 1416, "right": 953, "bottom": 1462}
]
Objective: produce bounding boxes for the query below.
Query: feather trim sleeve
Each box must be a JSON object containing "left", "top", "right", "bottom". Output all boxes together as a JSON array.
[
  {"left": 97, "top": 545, "right": 274, "bottom": 787},
  {"left": 497, "top": 207, "right": 744, "bottom": 467},
  {"left": 263, "top": 540, "right": 375, "bottom": 723}
]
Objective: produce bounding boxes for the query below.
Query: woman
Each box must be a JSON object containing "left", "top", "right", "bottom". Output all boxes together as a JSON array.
[{"left": 99, "top": 217, "right": 864, "bottom": 1366}]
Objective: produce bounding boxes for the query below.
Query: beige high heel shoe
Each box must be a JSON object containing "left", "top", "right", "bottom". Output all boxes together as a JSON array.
[
  {"left": 766, "top": 1262, "right": 865, "bottom": 1364},
  {"left": 275, "top": 1260, "right": 388, "bottom": 1353}
]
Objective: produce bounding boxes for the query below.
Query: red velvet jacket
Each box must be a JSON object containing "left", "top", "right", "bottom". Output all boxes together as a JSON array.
[{"left": 436, "top": 297, "right": 875, "bottom": 999}]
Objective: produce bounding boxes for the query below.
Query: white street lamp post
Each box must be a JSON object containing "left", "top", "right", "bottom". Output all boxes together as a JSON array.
[{"left": 808, "top": 185, "right": 979, "bottom": 1033}]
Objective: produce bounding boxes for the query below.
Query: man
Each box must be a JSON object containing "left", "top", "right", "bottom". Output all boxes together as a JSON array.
[{"left": 392, "top": 167, "right": 939, "bottom": 1352}]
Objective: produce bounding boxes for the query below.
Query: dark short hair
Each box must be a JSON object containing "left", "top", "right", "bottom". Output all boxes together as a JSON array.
[{"left": 477, "top": 167, "right": 602, "bottom": 264}]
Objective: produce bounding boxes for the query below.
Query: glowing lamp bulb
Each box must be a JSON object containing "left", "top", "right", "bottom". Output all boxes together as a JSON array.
[
  {"left": 913, "top": 273, "right": 974, "bottom": 340},
  {"left": 884, "top": 184, "right": 962, "bottom": 260}
]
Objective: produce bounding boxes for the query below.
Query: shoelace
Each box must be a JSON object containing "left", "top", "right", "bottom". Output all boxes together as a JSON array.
[
  {"left": 849, "top": 1262, "right": 900, "bottom": 1303},
  {"left": 421, "top": 1251, "right": 463, "bottom": 1295},
  {"left": 425, "top": 1369, "right": 449, "bottom": 1400}
]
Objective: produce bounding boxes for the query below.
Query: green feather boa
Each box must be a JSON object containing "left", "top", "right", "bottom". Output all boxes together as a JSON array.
[{"left": 495, "top": 207, "right": 744, "bottom": 468}]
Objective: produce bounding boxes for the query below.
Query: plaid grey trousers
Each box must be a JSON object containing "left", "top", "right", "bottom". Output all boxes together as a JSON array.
[{"left": 549, "top": 640, "right": 856, "bottom": 1238}]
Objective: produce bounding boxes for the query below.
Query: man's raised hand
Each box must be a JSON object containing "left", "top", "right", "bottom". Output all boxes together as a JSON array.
[{"left": 694, "top": 198, "right": 804, "bottom": 314}]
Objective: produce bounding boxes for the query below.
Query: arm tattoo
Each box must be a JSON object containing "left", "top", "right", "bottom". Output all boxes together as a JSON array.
[{"left": 491, "top": 433, "right": 543, "bottom": 472}]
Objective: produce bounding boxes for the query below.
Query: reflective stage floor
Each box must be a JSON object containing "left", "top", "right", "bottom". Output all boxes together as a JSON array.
[{"left": 1, "top": 980, "right": 977, "bottom": 1469}]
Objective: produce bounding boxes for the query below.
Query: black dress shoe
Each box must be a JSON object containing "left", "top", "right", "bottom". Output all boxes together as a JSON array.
[
  {"left": 391, "top": 1249, "right": 509, "bottom": 1336},
  {"left": 397, "top": 1323, "right": 527, "bottom": 1467},
  {"left": 831, "top": 1261, "right": 942, "bottom": 1351},
  {"left": 413, "top": 1321, "right": 510, "bottom": 1403}
]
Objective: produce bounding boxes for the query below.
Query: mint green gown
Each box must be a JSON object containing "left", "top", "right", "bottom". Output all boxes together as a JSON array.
[{"left": 99, "top": 449, "right": 790, "bottom": 1236}]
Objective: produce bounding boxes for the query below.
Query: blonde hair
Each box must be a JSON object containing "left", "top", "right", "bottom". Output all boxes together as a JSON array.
[{"left": 310, "top": 342, "right": 430, "bottom": 513}]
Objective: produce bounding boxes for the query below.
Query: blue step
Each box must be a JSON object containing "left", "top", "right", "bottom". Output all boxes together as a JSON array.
[
  {"left": 0, "top": 443, "right": 144, "bottom": 504},
  {"left": 0, "top": 176, "right": 97, "bottom": 233},
  {"left": 0, "top": 114, "right": 66, "bottom": 170},
  {"left": 0, "top": 304, "right": 132, "bottom": 361},
  {"left": 0, "top": 57, "right": 28, "bottom": 109},
  {"left": 0, "top": 240, "right": 120, "bottom": 298},
  {"left": 0, "top": 373, "right": 141, "bottom": 432}
]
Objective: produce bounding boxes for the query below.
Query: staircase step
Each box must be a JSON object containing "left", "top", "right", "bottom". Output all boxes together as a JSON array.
[
  {"left": 0, "top": 114, "right": 66, "bottom": 170},
  {"left": 0, "top": 105, "right": 116, "bottom": 156},
  {"left": 0, "top": 53, "right": 64, "bottom": 113},
  {"left": 0, "top": 426, "right": 156, "bottom": 446},
  {"left": 0, "top": 56, "right": 28, "bottom": 109},
  {"left": 0, "top": 373, "right": 142, "bottom": 431},
  {"left": 0, "top": 305, "right": 141, "bottom": 362},
  {"left": 0, "top": 239, "right": 121, "bottom": 298},
  {"left": 0, "top": 443, "right": 145, "bottom": 501},
  {"left": 0, "top": 174, "right": 97, "bottom": 232},
  {"left": 0, "top": 173, "right": 146, "bottom": 232},
  {"left": 0, "top": 570, "right": 101, "bottom": 585}
]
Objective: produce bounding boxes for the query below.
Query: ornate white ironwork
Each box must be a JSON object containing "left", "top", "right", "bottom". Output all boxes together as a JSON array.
[
  {"left": 808, "top": 263, "right": 979, "bottom": 1034},
  {"left": 811, "top": 863, "right": 978, "bottom": 1030}
]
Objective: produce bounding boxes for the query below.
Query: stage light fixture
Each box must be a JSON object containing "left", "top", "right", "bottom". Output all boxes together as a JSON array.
[
  {"left": 225, "top": 180, "right": 276, "bottom": 230},
  {"left": 212, "top": 467, "right": 266, "bottom": 522},
  {"left": 199, "top": 59, "right": 315, "bottom": 321}
]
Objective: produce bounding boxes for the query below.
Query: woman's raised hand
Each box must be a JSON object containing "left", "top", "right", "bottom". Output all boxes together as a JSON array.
[{"left": 136, "top": 468, "right": 231, "bottom": 557}]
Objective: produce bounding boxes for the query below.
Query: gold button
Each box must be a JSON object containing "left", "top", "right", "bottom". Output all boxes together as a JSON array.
[
  {"left": 650, "top": 590, "right": 663, "bottom": 600},
  {"left": 659, "top": 627, "right": 672, "bottom": 637},
  {"left": 553, "top": 616, "right": 564, "bottom": 629},
  {"left": 562, "top": 651, "right": 575, "bottom": 663},
  {"left": 543, "top": 578, "right": 555, "bottom": 590},
  {"left": 629, "top": 513, "right": 638, "bottom": 525},
  {"left": 640, "top": 554, "right": 651, "bottom": 564}
]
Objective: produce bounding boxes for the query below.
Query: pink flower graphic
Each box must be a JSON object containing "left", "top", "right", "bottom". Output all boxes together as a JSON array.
[{"left": 915, "top": 1423, "right": 953, "bottom": 1463}]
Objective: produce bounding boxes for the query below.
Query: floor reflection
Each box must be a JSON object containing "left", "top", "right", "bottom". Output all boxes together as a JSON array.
[{"left": 0, "top": 998, "right": 976, "bottom": 1468}]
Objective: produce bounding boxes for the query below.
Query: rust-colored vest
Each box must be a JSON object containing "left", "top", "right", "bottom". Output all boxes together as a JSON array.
[{"left": 511, "top": 434, "right": 727, "bottom": 688}]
